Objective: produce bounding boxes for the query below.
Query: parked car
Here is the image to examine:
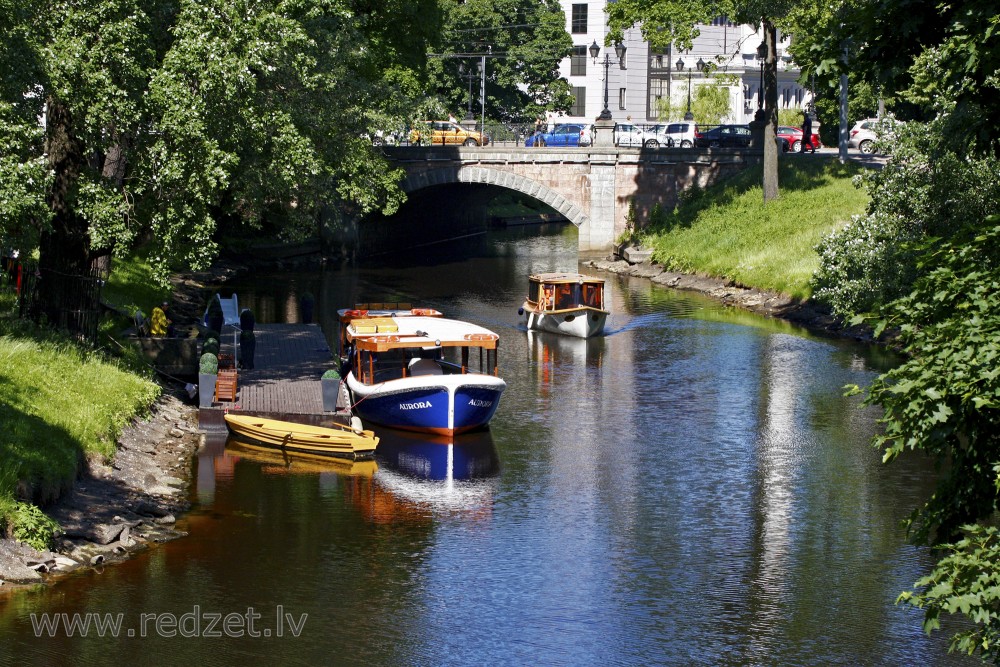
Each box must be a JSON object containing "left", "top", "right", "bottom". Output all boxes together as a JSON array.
[
  {"left": 578, "top": 124, "right": 594, "bottom": 147},
  {"left": 525, "top": 123, "right": 586, "bottom": 147},
  {"left": 777, "top": 125, "right": 822, "bottom": 152},
  {"left": 694, "top": 124, "right": 753, "bottom": 148},
  {"left": 657, "top": 122, "right": 698, "bottom": 147},
  {"left": 636, "top": 125, "right": 676, "bottom": 148},
  {"left": 848, "top": 117, "right": 900, "bottom": 154},
  {"left": 613, "top": 123, "right": 646, "bottom": 147},
  {"left": 695, "top": 124, "right": 790, "bottom": 152},
  {"left": 410, "top": 120, "right": 489, "bottom": 146}
]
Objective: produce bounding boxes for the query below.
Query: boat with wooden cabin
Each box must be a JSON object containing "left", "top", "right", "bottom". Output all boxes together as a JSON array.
[
  {"left": 224, "top": 413, "right": 379, "bottom": 460},
  {"left": 341, "top": 315, "right": 506, "bottom": 436},
  {"left": 518, "top": 272, "right": 608, "bottom": 338},
  {"left": 337, "top": 303, "right": 443, "bottom": 362}
]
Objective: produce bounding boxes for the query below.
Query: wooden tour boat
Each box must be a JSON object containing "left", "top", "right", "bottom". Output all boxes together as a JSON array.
[
  {"left": 224, "top": 413, "right": 379, "bottom": 460},
  {"left": 341, "top": 315, "right": 506, "bottom": 436},
  {"left": 518, "top": 272, "right": 608, "bottom": 338}
]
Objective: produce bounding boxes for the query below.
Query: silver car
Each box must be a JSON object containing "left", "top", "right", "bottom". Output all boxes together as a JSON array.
[{"left": 848, "top": 117, "right": 900, "bottom": 154}]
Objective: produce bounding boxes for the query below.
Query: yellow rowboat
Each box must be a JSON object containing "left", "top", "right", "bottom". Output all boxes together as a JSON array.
[{"left": 224, "top": 413, "right": 379, "bottom": 460}]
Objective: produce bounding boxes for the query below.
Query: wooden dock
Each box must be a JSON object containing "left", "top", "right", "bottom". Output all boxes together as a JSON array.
[{"left": 198, "top": 323, "right": 348, "bottom": 431}]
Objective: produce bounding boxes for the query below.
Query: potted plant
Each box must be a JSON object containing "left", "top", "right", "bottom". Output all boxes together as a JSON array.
[
  {"left": 206, "top": 296, "right": 224, "bottom": 334},
  {"left": 321, "top": 369, "right": 340, "bottom": 412},
  {"left": 198, "top": 352, "right": 218, "bottom": 408},
  {"left": 300, "top": 292, "right": 315, "bottom": 324},
  {"left": 239, "top": 330, "right": 256, "bottom": 370}
]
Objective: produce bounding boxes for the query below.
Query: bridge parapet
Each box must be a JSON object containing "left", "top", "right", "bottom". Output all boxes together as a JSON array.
[{"left": 383, "top": 146, "right": 761, "bottom": 252}]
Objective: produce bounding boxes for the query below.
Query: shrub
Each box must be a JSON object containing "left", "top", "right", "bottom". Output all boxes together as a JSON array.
[
  {"left": 811, "top": 116, "right": 1000, "bottom": 318},
  {"left": 10, "top": 502, "right": 61, "bottom": 551},
  {"left": 321, "top": 369, "right": 340, "bottom": 380},
  {"left": 199, "top": 352, "right": 218, "bottom": 374},
  {"left": 201, "top": 338, "right": 220, "bottom": 356}
]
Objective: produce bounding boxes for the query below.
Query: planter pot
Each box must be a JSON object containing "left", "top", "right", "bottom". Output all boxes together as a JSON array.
[
  {"left": 199, "top": 372, "right": 217, "bottom": 408},
  {"left": 239, "top": 337, "right": 256, "bottom": 370},
  {"left": 321, "top": 378, "right": 339, "bottom": 412}
]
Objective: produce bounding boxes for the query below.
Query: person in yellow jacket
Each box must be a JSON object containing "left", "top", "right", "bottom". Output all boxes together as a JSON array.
[{"left": 150, "top": 301, "right": 172, "bottom": 336}]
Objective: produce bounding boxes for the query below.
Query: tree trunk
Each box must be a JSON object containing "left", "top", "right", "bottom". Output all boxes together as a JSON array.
[
  {"left": 38, "top": 97, "right": 95, "bottom": 331},
  {"left": 761, "top": 20, "right": 780, "bottom": 203}
]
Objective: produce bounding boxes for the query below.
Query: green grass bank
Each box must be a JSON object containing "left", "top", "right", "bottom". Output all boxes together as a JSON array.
[
  {"left": 640, "top": 157, "right": 869, "bottom": 299},
  {"left": 0, "top": 259, "right": 162, "bottom": 549}
]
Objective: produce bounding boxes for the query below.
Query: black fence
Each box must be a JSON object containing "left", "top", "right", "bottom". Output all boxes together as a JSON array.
[{"left": 2, "top": 256, "right": 106, "bottom": 345}]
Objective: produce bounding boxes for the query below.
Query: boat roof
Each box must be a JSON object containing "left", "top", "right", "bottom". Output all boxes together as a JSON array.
[
  {"left": 346, "top": 316, "right": 499, "bottom": 352},
  {"left": 337, "top": 305, "right": 442, "bottom": 319},
  {"left": 529, "top": 272, "right": 605, "bottom": 285}
]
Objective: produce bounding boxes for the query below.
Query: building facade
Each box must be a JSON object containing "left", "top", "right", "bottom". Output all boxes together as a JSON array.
[{"left": 552, "top": 1, "right": 813, "bottom": 127}]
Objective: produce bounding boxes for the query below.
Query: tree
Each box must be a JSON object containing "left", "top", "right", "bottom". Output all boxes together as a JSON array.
[
  {"left": 786, "top": 0, "right": 1000, "bottom": 152},
  {"left": 430, "top": 0, "right": 574, "bottom": 123},
  {"left": 0, "top": 0, "right": 440, "bottom": 329},
  {"left": 606, "top": 0, "right": 795, "bottom": 203}
]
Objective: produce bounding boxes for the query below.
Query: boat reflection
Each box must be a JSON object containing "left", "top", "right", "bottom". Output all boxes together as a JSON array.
[
  {"left": 355, "top": 429, "right": 501, "bottom": 522},
  {"left": 224, "top": 438, "right": 378, "bottom": 477}
]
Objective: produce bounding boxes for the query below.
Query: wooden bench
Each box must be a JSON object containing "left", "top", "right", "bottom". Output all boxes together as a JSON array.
[{"left": 215, "top": 368, "right": 238, "bottom": 402}]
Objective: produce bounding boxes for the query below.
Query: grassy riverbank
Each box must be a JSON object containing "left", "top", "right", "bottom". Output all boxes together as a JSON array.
[
  {"left": 0, "top": 260, "right": 161, "bottom": 548},
  {"left": 641, "top": 157, "right": 869, "bottom": 299}
]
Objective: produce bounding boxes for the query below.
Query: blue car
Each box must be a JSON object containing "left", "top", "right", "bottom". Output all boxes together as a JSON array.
[{"left": 525, "top": 123, "right": 586, "bottom": 147}]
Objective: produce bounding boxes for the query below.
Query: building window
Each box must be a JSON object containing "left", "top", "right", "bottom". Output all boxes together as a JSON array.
[
  {"left": 571, "top": 4, "right": 587, "bottom": 33},
  {"left": 711, "top": 15, "right": 737, "bottom": 27},
  {"left": 570, "top": 86, "right": 586, "bottom": 116},
  {"left": 619, "top": 88, "right": 627, "bottom": 110},
  {"left": 571, "top": 46, "right": 587, "bottom": 76}
]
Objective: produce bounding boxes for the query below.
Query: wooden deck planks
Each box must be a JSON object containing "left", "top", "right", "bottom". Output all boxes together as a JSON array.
[{"left": 208, "top": 323, "right": 339, "bottom": 419}]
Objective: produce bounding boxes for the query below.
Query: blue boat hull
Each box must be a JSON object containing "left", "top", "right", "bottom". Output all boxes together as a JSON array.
[{"left": 350, "top": 379, "right": 505, "bottom": 435}]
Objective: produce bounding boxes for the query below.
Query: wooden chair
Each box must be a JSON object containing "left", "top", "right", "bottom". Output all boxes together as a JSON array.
[{"left": 215, "top": 369, "right": 238, "bottom": 402}]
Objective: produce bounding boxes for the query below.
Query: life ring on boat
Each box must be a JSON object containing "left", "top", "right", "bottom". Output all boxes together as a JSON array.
[
  {"left": 345, "top": 309, "right": 368, "bottom": 318},
  {"left": 410, "top": 308, "right": 432, "bottom": 316},
  {"left": 463, "top": 333, "right": 497, "bottom": 341},
  {"left": 370, "top": 335, "right": 400, "bottom": 344}
]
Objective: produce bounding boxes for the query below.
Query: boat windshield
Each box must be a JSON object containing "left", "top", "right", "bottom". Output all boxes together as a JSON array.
[{"left": 545, "top": 282, "right": 603, "bottom": 310}]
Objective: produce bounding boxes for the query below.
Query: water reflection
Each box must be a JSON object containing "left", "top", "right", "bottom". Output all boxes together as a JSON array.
[{"left": 369, "top": 429, "right": 501, "bottom": 521}]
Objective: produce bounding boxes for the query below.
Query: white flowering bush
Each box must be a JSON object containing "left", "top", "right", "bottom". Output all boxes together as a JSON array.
[{"left": 811, "top": 116, "right": 1000, "bottom": 318}]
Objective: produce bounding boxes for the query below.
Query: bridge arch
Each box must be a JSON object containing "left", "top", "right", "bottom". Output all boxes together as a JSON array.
[{"left": 399, "top": 166, "right": 590, "bottom": 230}]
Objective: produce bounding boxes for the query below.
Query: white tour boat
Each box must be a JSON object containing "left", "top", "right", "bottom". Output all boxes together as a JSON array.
[
  {"left": 518, "top": 272, "right": 608, "bottom": 338},
  {"left": 341, "top": 314, "right": 505, "bottom": 436}
]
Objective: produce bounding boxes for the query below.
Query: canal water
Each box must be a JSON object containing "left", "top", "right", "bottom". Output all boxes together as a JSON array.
[{"left": 1, "top": 225, "right": 974, "bottom": 665}]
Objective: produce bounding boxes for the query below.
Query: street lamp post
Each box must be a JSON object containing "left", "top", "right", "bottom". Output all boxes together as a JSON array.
[
  {"left": 676, "top": 57, "right": 705, "bottom": 121},
  {"left": 589, "top": 40, "right": 627, "bottom": 121},
  {"left": 756, "top": 42, "right": 766, "bottom": 112},
  {"left": 458, "top": 60, "right": 478, "bottom": 121}
]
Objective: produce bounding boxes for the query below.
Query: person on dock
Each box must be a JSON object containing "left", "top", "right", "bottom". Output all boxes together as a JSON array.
[{"left": 150, "top": 301, "right": 173, "bottom": 336}]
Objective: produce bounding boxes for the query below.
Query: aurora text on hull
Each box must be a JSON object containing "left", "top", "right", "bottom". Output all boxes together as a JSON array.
[{"left": 341, "top": 315, "right": 506, "bottom": 436}]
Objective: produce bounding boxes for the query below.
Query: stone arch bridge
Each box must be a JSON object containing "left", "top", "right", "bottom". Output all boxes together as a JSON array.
[{"left": 363, "top": 145, "right": 760, "bottom": 254}]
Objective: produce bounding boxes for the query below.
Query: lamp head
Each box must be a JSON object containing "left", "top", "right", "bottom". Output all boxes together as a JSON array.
[
  {"left": 675, "top": 58, "right": 684, "bottom": 71},
  {"left": 589, "top": 40, "right": 600, "bottom": 61}
]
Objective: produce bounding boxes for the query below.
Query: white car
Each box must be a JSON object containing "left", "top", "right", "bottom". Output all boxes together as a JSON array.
[
  {"left": 658, "top": 122, "right": 698, "bottom": 148},
  {"left": 613, "top": 123, "right": 645, "bottom": 147},
  {"left": 848, "top": 117, "right": 900, "bottom": 154},
  {"left": 636, "top": 125, "right": 675, "bottom": 148},
  {"left": 578, "top": 124, "right": 594, "bottom": 146}
]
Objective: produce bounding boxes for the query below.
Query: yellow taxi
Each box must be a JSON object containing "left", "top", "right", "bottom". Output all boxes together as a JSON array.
[{"left": 409, "top": 120, "right": 489, "bottom": 146}]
